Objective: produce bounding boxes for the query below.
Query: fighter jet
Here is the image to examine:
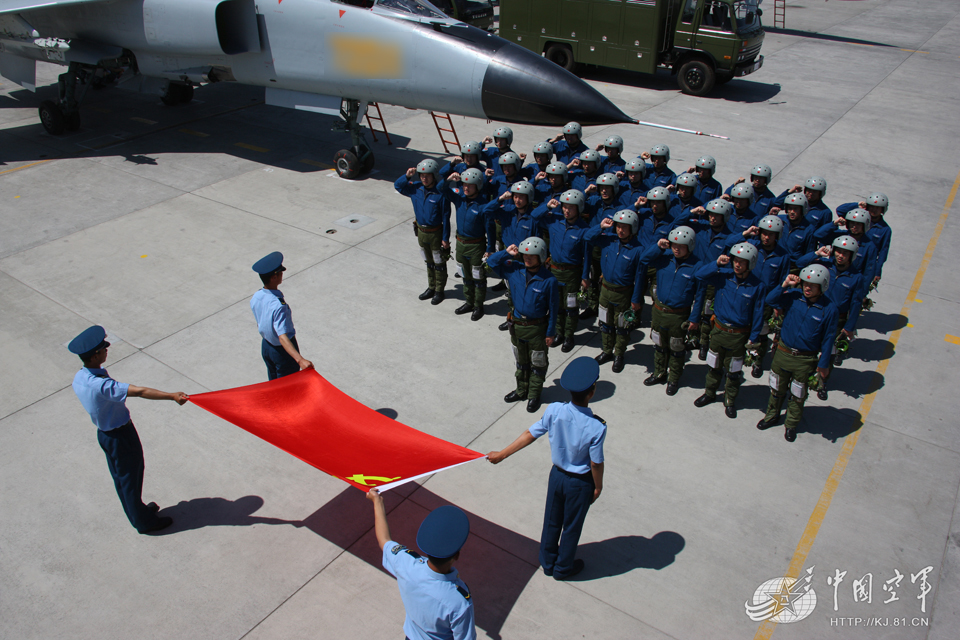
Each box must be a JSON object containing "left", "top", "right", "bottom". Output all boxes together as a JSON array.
[{"left": 0, "top": 0, "right": 635, "bottom": 177}]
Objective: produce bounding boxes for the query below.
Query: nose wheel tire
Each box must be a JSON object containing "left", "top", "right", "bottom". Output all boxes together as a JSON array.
[
  {"left": 39, "top": 100, "right": 66, "bottom": 135},
  {"left": 335, "top": 149, "right": 360, "bottom": 179}
]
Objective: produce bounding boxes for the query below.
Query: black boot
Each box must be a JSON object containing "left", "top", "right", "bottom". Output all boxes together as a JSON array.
[
  {"left": 418, "top": 288, "right": 433, "bottom": 301},
  {"left": 643, "top": 373, "right": 666, "bottom": 386},
  {"left": 612, "top": 355, "right": 625, "bottom": 373},
  {"left": 561, "top": 335, "right": 576, "bottom": 352},
  {"left": 431, "top": 291, "right": 445, "bottom": 305},
  {"left": 504, "top": 390, "right": 525, "bottom": 403},
  {"left": 595, "top": 351, "right": 614, "bottom": 365},
  {"left": 455, "top": 303, "right": 474, "bottom": 315},
  {"left": 526, "top": 396, "right": 542, "bottom": 413},
  {"left": 694, "top": 393, "right": 715, "bottom": 408},
  {"left": 471, "top": 307, "right": 484, "bottom": 321}
]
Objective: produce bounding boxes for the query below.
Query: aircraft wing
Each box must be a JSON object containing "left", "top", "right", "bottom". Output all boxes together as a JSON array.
[{"left": 0, "top": 0, "right": 110, "bottom": 15}]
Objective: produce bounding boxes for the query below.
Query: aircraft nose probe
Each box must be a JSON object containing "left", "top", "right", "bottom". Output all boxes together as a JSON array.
[{"left": 479, "top": 40, "right": 637, "bottom": 126}]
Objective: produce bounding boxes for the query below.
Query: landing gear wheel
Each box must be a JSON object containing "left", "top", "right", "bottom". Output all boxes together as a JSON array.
[
  {"left": 39, "top": 100, "right": 65, "bottom": 135},
  {"left": 334, "top": 149, "right": 360, "bottom": 179},
  {"left": 677, "top": 60, "right": 716, "bottom": 96},
  {"left": 65, "top": 111, "right": 81, "bottom": 132},
  {"left": 355, "top": 145, "right": 375, "bottom": 174},
  {"left": 545, "top": 44, "right": 576, "bottom": 73}
]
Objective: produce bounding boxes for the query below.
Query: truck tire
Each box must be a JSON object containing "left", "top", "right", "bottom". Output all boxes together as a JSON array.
[
  {"left": 545, "top": 44, "right": 576, "bottom": 73},
  {"left": 677, "top": 60, "right": 715, "bottom": 96}
]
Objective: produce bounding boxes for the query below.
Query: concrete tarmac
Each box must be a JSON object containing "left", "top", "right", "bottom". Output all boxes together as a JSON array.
[{"left": 2, "top": 1, "right": 959, "bottom": 638}]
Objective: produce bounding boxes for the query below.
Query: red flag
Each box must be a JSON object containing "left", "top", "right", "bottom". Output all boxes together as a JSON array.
[{"left": 190, "top": 369, "right": 484, "bottom": 491}]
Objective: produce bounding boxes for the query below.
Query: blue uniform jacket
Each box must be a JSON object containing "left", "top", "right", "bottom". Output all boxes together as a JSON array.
[
  {"left": 838, "top": 202, "right": 891, "bottom": 280},
  {"left": 690, "top": 223, "right": 732, "bottom": 264},
  {"left": 695, "top": 263, "right": 765, "bottom": 342},
  {"left": 538, "top": 210, "right": 592, "bottom": 280},
  {"left": 694, "top": 177, "right": 723, "bottom": 203},
  {"left": 439, "top": 160, "right": 487, "bottom": 181},
  {"left": 636, "top": 209, "right": 677, "bottom": 249},
  {"left": 585, "top": 195, "right": 623, "bottom": 229},
  {"left": 618, "top": 182, "right": 647, "bottom": 209},
  {"left": 667, "top": 194, "right": 703, "bottom": 227},
  {"left": 765, "top": 288, "right": 840, "bottom": 369},
  {"left": 486, "top": 251, "right": 560, "bottom": 337},
  {"left": 529, "top": 402, "right": 606, "bottom": 474},
  {"left": 443, "top": 184, "right": 496, "bottom": 250},
  {"left": 72, "top": 367, "right": 131, "bottom": 431},
  {"left": 795, "top": 253, "right": 867, "bottom": 332},
  {"left": 639, "top": 245, "right": 705, "bottom": 323},
  {"left": 727, "top": 209, "right": 759, "bottom": 237},
  {"left": 485, "top": 200, "right": 544, "bottom": 249},
  {"left": 553, "top": 139, "right": 589, "bottom": 165},
  {"left": 772, "top": 189, "right": 833, "bottom": 228},
  {"left": 570, "top": 170, "right": 600, "bottom": 194},
  {"left": 724, "top": 183, "right": 776, "bottom": 218},
  {"left": 642, "top": 164, "right": 677, "bottom": 189},
  {"left": 779, "top": 216, "right": 817, "bottom": 267},
  {"left": 600, "top": 156, "right": 626, "bottom": 175},
  {"left": 395, "top": 175, "right": 453, "bottom": 242},
  {"left": 583, "top": 226, "right": 647, "bottom": 304},
  {"left": 723, "top": 236, "right": 791, "bottom": 296}
]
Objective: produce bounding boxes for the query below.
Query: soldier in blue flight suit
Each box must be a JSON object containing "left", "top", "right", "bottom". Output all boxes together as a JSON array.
[
  {"left": 594, "top": 134, "right": 626, "bottom": 174},
  {"left": 533, "top": 161, "right": 571, "bottom": 203},
  {"left": 617, "top": 159, "right": 648, "bottom": 209},
  {"left": 489, "top": 152, "right": 533, "bottom": 198},
  {"left": 487, "top": 356, "right": 606, "bottom": 581},
  {"left": 251, "top": 252, "right": 314, "bottom": 380},
  {"left": 685, "top": 155, "right": 723, "bottom": 203},
  {"left": 584, "top": 211, "right": 647, "bottom": 373},
  {"left": 527, "top": 141, "right": 554, "bottom": 178},
  {"left": 396, "top": 159, "right": 453, "bottom": 305},
  {"left": 641, "top": 144, "right": 676, "bottom": 189},
  {"left": 757, "top": 266, "right": 839, "bottom": 443},
  {"left": 693, "top": 243, "right": 766, "bottom": 418},
  {"left": 688, "top": 198, "right": 734, "bottom": 356},
  {"left": 666, "top": 173, "right": 704, "bottom": 227},
  {"left": 638, "top": 227, "right": 704, "bottom": 394},
  {"left": 487, "top": 238, "right": 560, "bottom": 412},
  {"left": 485, "top": 181, "right": 545, "bottom": 325},
  {"left": 796, "top": 235, "right": 868, "bottom": 399},
  {"left": 443, "top": 168, "right": 497, "bottom": 321},
  {"left": 582, "top": 173, "right": 624, "bottom": 318},
  {"left": 69, "top": 325, "right": 188, "bottom": 534},
  {"left": 439, "top": 141, "right": 487, "bottom": 180},
  {"left": 772, "top": 192, "right": 817, "bottom": 273},
  {"left": 773, "top": 176, "right": 832, "bottom": 229},
  {"left": 723, "top": 183, "right": 759, "bottom": 236},
  {"left": 635, "top": 186, "right": 677, "bottom": 249},
  {"left": 725, "top": 164, "right": 776, "bottom": 219},
  {"left": 569, "top": 149, "right": 603, "bottom": 193},
  {"left": 812, "top": 208, "right": 878, "bottom": 286},
  {"left": 837, "top": 192, "right": 892, "bottom": 286},
  {"left": 549, "top": 121, "right": 589, "bottom": 165},
  {"left": 368, "top": 491, "right": 476, "bottom": 640},
  {"left": 481, "top": 126, "right": 520, "bottom": 178},
  {"left": 540, "top": 189, "right": 593, "bottom": 352},
  {"left": 724, "top": 214, "right": 791, "bottom": 378}
]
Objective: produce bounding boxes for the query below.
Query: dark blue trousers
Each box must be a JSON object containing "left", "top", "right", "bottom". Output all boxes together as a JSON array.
[
  {"left": 97, "top": 422, "right": 161, "bottom": 532},
  {"left": 540, "top": 465, "right": 594, "bottom": 577},
  {"left": 261, "top": 337, "right": 300, "bottom": 380}
]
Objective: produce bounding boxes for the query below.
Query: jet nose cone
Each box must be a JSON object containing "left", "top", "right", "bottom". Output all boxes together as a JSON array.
[{"left": 480, "top": 43, "right": 634, "bottom": 126}]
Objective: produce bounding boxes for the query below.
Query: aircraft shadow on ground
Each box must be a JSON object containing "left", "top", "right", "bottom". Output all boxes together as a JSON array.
[
  {"left": 0, "top": 83, "right": 437, "bottom": 183},
  {"left": 764, "top": 27, "right": 901, "bottom": 49},
  {"left": 576, "top": 66, "right": 781, "bottom": 104}
]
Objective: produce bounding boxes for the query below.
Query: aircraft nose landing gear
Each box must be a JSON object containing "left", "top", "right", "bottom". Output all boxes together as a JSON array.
[
  {"left": 333, "top": 99, "right": 375, "bottom": 179},
  {"left": 39, "top": 61, "right": 91, "bottom": 135}
]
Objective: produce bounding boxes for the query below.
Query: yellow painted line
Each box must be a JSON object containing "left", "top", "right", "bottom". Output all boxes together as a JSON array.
[
  {"left": 130, "top": 117, "right": 157, "bottom": 125},
  {"left": 915, "top": 298, "right": 923, "bottom": 303},
  {"left": 0, "top": 159, "right": 52, "bottom": 176},
  {"left": 299, "top": 159, "right": 334, "bottom": 169},
  {"left": 754, "top": 167, "right": 960, "bottom": 640},
  {"left": 179, "top": 128, "right": 209, "bottom": 137},
  {"left": 234, "top": 142, "right": 269, "bottom": 153},
  {"left": 946, "top": 335, "right": 960, "bottom": 345},
  {"left": 907, "top": 323, "right": 914, "bottom": 328}
]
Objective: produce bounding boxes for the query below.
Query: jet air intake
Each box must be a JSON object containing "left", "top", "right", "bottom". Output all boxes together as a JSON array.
[{"left": 142, "top": 0, "right": 260, "bottom": 55}]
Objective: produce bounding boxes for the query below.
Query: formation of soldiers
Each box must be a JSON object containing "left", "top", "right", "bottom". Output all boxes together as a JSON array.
[{"left": 395, "top": 123, "right": 892, "bottom": 442}]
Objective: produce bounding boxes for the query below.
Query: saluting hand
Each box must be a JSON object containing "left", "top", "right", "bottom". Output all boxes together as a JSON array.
[
  {"left": 535, "top": 171, "right": 547, "bottom": 181},
  {"left": 816, "top": 245, "right": 832, "bottom": 258},
  {"left": 584, "top": 184, "right": 597, "bottom": 194},
  {"left": 657, "top": 238, "right": 670, "bottom": 250},
  {"left": 635, "top": 196, "right": 648, "bottom": 207},
  {"left": 718, "top": 254, "right": 731, "bottom": 266},
  {"left": 600, "top": 217, "right": 614, "bottom": 230},
  {"left": 784, "top": 274, "right": 801, "bottom": 288},
  {"left": 743, "top": 226, "right": 759, "bottom": 237},
  {"left": 448, "top": 172, "right": 461, "bottom": 182},
  {"left": 405, "top": 168, "right": 416, "bottom": 179},
  {"left": 506, "top": 244, "right": 519, "bottom": 256}
]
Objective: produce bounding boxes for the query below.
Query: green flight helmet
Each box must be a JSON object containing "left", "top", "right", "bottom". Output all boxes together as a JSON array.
[
  {"left": 510, "top": 181, "right": 535, "bottom": 197},
  {"left": 668, "top": 225, "right": 697, "bottom": 250},
  {"left": 705, "top": 198, "right": 734, "bottom": 223},
  {"left": 758, "top": 214, "right": 785, "bottom": 236},
  {"left": 676, "top": 172, "right": 698, "bottom": 188},
  {"left": 460, "top": 141, "right": 482, "bottom": 156},
  {"left": 460, "top": 167, "right": 485, "bottom": 185},
  {"left": 417, "top": 159, "right": 439, "bottom": 177},
  {"left": 613, "top": 209, "right": 640, "bottom": 234},
  {"left": 493, "top": 126, "right": 513, "bottom": 145},
  {"left": 596, "top": 173, "right": 620, "bottom": 195},
  {"left": 650, "top": 144, "right": 670, "bottom": 161},
  {"left": 805, "top": 176, "right": 827, "bottom": 195},
  {"left": 866, "top": 192, "right": 889, "bottom": 213},
  {"left": 844, "top": 207, "right": 872, "bottom": 233},
  {"left": 695, "top": 155, "right": 716, "bottom": 171},
  {"left": 533, "top": 141, "right": 554, "bottom": 156},
  {"left": 647, "top": 186, "right": 671, "bottom": 202},
  {"left": 603, "top": 135, "right": 624, "bottom": 151},
  {"left": 799, "top": 264, "right": 831, "bottom": 293},
  {"left": 563, "top": 122, "right": 582, "bottom": 136},
  {"left": 518, "top": 236, "right": 547, "bottom": 261},
  {"left": 499, "top": 151, "right": 522, "bottom": 170},
  {"left": 625, "top": 159, "right": 647, "bottom": 176},
  {"left": 546, "top": 162, "right": 568, "bottom": 177},
  {"left": 832, "top": 235, "right": 860, "bottom": 255},
  {"left": 784, "top": 192, "right": 809, "bottom": 216},
  {"left": 730, "top": 242, "right": 759, "bottom": 270}
]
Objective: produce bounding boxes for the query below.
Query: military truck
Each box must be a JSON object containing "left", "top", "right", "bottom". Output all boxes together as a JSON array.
[
  {"left": 433, "top": 0, "right": 497, "bottom": 30},
  {"left": 499, "top": 0, "right": 765, "bottom": 95}
]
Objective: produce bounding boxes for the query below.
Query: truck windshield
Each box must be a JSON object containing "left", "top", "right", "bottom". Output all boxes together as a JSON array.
[
  {"left": 733, "top": 0, "right": 761, "bottom": 31},
  {"left": 375, "top": 0, "right": 448, "bottom": 19}
]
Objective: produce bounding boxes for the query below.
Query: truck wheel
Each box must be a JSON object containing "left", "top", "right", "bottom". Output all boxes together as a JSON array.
[
  {"left": 545, "top": 44, "right": 576, "bottom": 73},
  {"left": 677, "top": 60, "right": 715, "bottom": 96}
]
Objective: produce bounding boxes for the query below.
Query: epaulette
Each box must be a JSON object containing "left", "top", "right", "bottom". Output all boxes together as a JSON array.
[
  {"left": 456, "top": 585, "right": 471, "bottom": 601},
  {"left": 592, "top": 414, "right": 606, "bottom": 425},
  {"left": 403, "top": 549, "right": 423, "bottom": 561}
]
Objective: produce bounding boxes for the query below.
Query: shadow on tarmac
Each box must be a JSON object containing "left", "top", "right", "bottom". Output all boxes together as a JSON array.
[
  {"left": 764, "top": 27, "right": 902, "bottom": 49},
  {"left": 156, "top": 495, "right": 297, "bottom": 534},
  {"left": 856, "top": 310, "right": 908, "bottom": 335},
  {"left": 576, "top": 65, "right": 782, "bottom": 104},
  {"left": 568, "top": 531, "right": 686, "bottom": 581}
]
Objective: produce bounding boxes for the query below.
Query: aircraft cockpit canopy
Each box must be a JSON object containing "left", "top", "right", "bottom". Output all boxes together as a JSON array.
[{"left": 373, "top": 0, "right": 449, "bottom": 20}]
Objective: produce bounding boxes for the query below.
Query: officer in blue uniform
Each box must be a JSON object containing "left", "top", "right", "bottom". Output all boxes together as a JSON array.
[
  {"left": 725, "top": 164, "right": 776, "bottom": 219},
  {"left": 488, "top": 356, "right": 606, "bottom": 581},
  {"left": 69, "top": 325, "right": 188, "bottom": 534},
  {"left": 368, "top": 490, "right": 476, "bottom": 640},
  {"left": 250, "top": 252, "right": 314, "bottom": 380},
  {"left": 686, "top": 155, "right": 723, "bottom": 203},
  {"left": 549, "top": 122, "right": 589, "bottom": 165},
  {"left": 641, "top": 144, "right": 676, "bottom": 189}
]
